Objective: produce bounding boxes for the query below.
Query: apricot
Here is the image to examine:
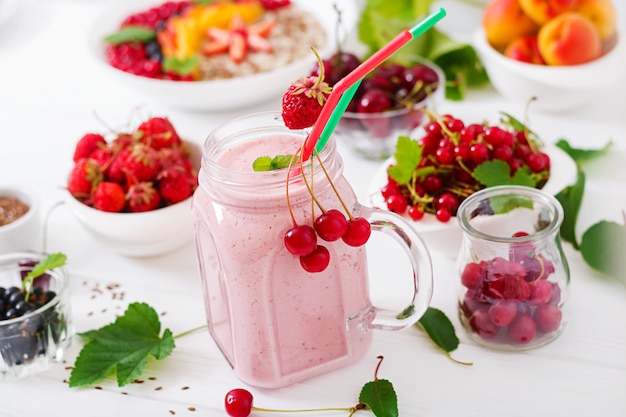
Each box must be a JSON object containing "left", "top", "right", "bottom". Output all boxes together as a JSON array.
[
  {"left": 483, "top": 0, "right": 539, "bottom": 50},
  {"left": 504, "top": 35, "right": 547, "bottom": 64},
  {"left": 537, "top": 12, "right": 602, "bottom": 65},
  {"left": 518, "top": 0, "right": 579, "bottom": 25},
  {"left": 573, "top": 0, "right": 617, "bottom": 40}
]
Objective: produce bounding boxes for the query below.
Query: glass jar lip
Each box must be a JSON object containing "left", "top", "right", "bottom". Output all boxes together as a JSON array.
[
  {"left": 457, "top": 185, "right": 564, "bottom": 243},
  {"left": 201, "top": 111, "right": 337, "bottom": 187}
]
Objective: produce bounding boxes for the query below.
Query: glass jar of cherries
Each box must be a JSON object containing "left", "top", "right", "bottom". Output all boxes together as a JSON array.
[{"left": 456, "top": 185, "right": 570, "bottom": 350}]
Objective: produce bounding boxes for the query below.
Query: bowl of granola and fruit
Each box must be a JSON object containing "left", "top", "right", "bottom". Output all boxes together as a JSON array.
[
  {"left": 87, "top": 0, "right": 358, "bottom": 111},
  {"left": 64, "top": 116, "right": 200, "bottom": 257}
]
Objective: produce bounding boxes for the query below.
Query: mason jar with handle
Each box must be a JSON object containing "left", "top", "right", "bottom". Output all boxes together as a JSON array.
[{"left": 192, "top": 112, "right": 433, "bottom": 388}]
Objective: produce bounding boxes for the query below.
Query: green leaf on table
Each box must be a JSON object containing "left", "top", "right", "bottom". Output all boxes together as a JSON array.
[
  {"left": 472, "top": 159, "right": 535, "bottom": 188},
  {"left": 162, "top": 56, "right": 199, "bottom": 76},
  {"left": 104, "top": 26, "right": 156, "bottom": 45},
  {"left": 580, "top": 220, "right": 626, "bottom": 284},
  {"left": 417, "top": 307, "right": 472, "bottom": 365},
  {"left": 69, "top": 302, "right": 175, "bottom": 388},
  {"left": 555, "top": 139, "right": 612, "bottom": 167},
  {"left": 387, "top": 136, "right": 422, "bottom": 185},
  {"left": 359, "top": 378, "right": 398, "bottom": 417},
  {"left": 555, "top": 171, "right": 586, "bottom": 249}
]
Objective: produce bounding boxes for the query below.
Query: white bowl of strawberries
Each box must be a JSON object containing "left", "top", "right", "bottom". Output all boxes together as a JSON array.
[{"left": 65, "top": 116, "right": 200, "bottom": 257}]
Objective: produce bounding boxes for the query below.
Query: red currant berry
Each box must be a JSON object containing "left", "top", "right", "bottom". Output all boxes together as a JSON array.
[
  {"left": 435, "top": 192, "right": 459, "bottom": 214},
  {"left": 385, "top": 193, "right": 408, "bottom": 214},
  {"left": 461, "top": 262, "right": 486, "bottom": 289},
  {"left": 314, "top": 209, "right": 348, "bottom": 242},
  {"left": 225, "top": 388, "right": 254, "bottom": 417},
  {"left": 469, "top": 143, "right": 489, "bottom": 165},
  {"left": 493, "top": 145, "right": 513, "bottom": 161},
  {"left": 435, "top": 207, "right": 451, "bottom": 223},
  {"left": 300, "top": 245, "right": 331, "bottom": 273},
  {"left": 408, "top": 205, "right": 425, "bottom": 221},
  {"left": 342, "top": 217, "right": 371, "bottom": 246},
  {"left": 381, "top": 183, "right": 399, "bottom": 199},
  {"left": 424, "top": 120, "right": 442, "bottom": 136},
  {"left": 422, "top": 174, "right": 443, "bottom": 193},
  {"left": 284, "top": 225, "right": 317, "bottom": 256},
  {"left": 435, "top": 146, "right": 454, "bottom": 165},
  {"left": 445, "top": 117, "right": 465, "bottom": 133},
  {"left": 526, "top": 153, "right": 547, "bottom": 173}
]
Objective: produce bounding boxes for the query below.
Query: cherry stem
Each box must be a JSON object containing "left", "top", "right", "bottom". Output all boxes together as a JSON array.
[
  {"left": 299, "top": 145, "right": 327, "bottom": 214},
  {"left": 286, "top": 149, "right": 303, "bottom": 227},
  {"left": 445, "top": 352, "right": 474, "bottom": 366},
  {"left": 252, "top": 405, "right": 359, "bottom": 414},
  {"left": 173, "top": 325, "right": 207, "bottom": 339},
  {"left": 314, "top": 149, "right": 355, "bottom": 220},
  {"left": 373, "top": 355, "right": 384, "bottom": 381}
]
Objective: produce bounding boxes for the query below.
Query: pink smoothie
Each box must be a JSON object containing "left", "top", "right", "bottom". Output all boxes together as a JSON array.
[{"left": 193, "top": 135, "right": 374, "bottom": 388}]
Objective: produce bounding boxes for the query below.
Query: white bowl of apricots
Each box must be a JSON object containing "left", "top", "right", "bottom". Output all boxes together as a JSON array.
[
  {"left": 474, "top": 0, "right": 626, "bottom": 111},
  {"left": 64, "top": 116, "right": 200, "bottom": 257}
]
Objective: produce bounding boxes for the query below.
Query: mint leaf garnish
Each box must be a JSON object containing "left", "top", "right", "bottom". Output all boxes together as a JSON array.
[
  {"left": 489, "top": 195, "right": 534, "bottom": 215},
  {"left": 387, "top": 136, "right": 422, "bottom": 185},
  {"left": 104, "top": 26, "right": 155, "bottom": 45},
  {"left": 252, "top": 155, "right": 295, "bottom": 171},
  {"left": 69, "top": 302, "right": 175, "bottom": 387}
]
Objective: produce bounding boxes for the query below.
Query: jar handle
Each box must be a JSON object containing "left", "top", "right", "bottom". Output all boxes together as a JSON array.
[{"left": 358, "top": 205, "right": 434, "bottom": 331}]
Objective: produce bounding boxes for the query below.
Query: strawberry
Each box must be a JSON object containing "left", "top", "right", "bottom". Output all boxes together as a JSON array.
[
  {"left": 68, "top": 158, "right": 103, "bottom": 199},
  {"left": 93, "top": 182, "right": 126, "bottom": 212},
  {"left": 158, "top": 146, "right": 194, "bottom": 175},
  {"left": 127, "top": 182, "right": 161, "bottom": 212},
  {"left": 122, "top": 143, "right": 161, "bottom": 183},
  {"left": 281, "top": 50, "right": 332, "bottom": 129},
  {"left": 260, "top": 0, "right": 291, "bottom": 9},
  {"left": 158, "top": 169, "right": 197, "bottom": 205},
  {"left": 136, "top": 117, "right": 181, "bottom": 150},
  {"left": 105, "top": 147, "right": 131, "bottom": 183},
  {"left": 73, "top": 133, "right": 106, "bottom": 162}
]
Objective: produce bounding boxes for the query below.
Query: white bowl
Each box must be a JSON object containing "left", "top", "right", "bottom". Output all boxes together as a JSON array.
[
  {"left": 86, "top": 0, "right": 358, "bottom": 111},
  {"left": 368, "top": 144, "right": 578, "bottom": 257},
  {"left": 64, "top": 141, "right": 201, "bottom": 257},
  {"left": 473, "top": 28, "right": 626, "bottom": 112},
  {"left": 0, "top": 187, "right": 41, "bottom": 255}
]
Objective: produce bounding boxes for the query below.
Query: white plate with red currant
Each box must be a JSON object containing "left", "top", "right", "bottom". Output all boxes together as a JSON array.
[
  {"left": 368, "top": 112, "right": 578, "bottom": 254},
  {"left": 86, "top": 0, "right": 358, "bottom": 111}
]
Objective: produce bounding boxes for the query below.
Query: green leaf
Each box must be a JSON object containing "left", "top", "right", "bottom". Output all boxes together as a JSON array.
[
  {"left": 387, "top": 136, "right": 422, "bottom": 184},
  {"left": 555, "top": 171, "right": 585, "bottom": 249},
  {"left": 555, "top": 139, "right": 612, "bottom": 167},
  {"left": 24, "top": 253, "right": 66, "bottom": 283},
  {"left": 489, "top": 195, "right": 534, "bottom": 215},
  {"left": 69, "top": 302, "right": 175, "bottom": 387},
  {"left": 162, "top": 56, "right": 199, "bottom": 76},
  {"left": 359, "top": 379, "right": 398, "bottom": 417},
  {"left": 417, "top": 307, "right": 458, "bottom": 353},
  {"left": 357, "top": 0, "right": 489, "bottom": 101},
  {"left": 104, "top": 26, "right": 156, "bottom": 45},
  {"left": 22, "top": 253, "right": 67, "bottom": 299},
  {"left": 270, "top": 154, "right": 294, "bottom": 170},
  {"left": 252, "top": 154, "right": 295, "bottom": 171},
  {"left": 252, "top": 156, "right": 273, "bottom": 172},
  {"left": 580, "top": 221, "right": 626, "bottom": 284},
  {"left": 472, "top": 159, "right": 535, "bottom": 188}
]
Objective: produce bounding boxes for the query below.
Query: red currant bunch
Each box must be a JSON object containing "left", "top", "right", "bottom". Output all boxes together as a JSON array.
[{"left": 381, "top": 112, "right": 551, "bottom": 222}]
